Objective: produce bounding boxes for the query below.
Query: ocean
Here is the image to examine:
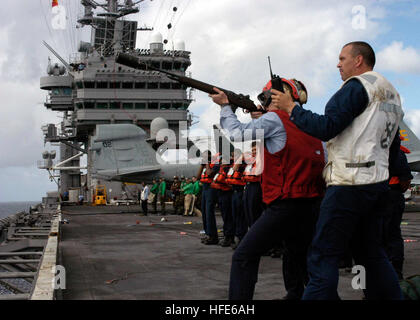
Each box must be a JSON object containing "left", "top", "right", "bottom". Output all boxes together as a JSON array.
[{"left": 0, "top": 201, "right": 40, "bottom": 219}]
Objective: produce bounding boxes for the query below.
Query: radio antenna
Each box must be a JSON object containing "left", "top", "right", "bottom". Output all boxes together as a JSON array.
[{"left": 268, "top": 56, "right": 274, "bottom": 79}]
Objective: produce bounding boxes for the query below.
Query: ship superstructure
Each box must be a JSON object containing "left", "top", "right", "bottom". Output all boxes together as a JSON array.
[{"left": 39, "top": 0, "right": 193, "bottom": 201}]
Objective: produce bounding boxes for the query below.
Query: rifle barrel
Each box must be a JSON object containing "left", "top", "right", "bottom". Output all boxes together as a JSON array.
[{"left": 115, "top": 53, "right": 261, "bottom": 112}]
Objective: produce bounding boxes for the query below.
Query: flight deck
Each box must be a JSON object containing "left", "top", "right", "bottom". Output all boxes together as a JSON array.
[{"left": 58, "top": 204, "right": 420, "bottom": 300}]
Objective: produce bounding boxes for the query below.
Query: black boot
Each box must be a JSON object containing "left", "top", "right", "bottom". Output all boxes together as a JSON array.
[
  {"left": 204, "top": 237, "right": 219, "bottom": 245},
  {"left": 220, "top": 236, "right": 234, "bottom": 247}
]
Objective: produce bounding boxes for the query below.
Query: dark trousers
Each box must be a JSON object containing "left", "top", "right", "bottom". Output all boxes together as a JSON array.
[
  {"left": 201, "top": 184, "right": 218, "bottom": 238},
  {"left": 141, "top": 199, "right": 148, "bottom": 215},
  {"left": 229, "top": 197, "right": 320, "bottom": 300},
  {"left": 219, "top": 190, "right": 234, "bottom": 238},
  {"left": 243, "top": 182, "right": 263, "bottom": 228},
  {"left": 179, "top": 193, "right": 186, "bottom": 215},
  {"left": 232, "top": 187, "right": 247, "bottom": 240},
  {"left": 303, "top": 183, "right": 403, "bottom": 300},
  {"left": 173, "top": 194, "right": 181, "bottom": 215},
  {"left": 282, "top": 198, "right": 320, "bottom": 299},
  {"left": 384, "top": 189, "right": 405, "bottom": 279},
  {"left": 159, "top": 194, "right": 166, "bottom": 214},
  {"left": 152, "top": 193, "right": 157, "bottom": 213}
]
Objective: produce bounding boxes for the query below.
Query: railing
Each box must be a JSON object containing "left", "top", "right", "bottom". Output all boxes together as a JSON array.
[
  {"left": 0, "top": 206, "right": 55, "bottom": 300},
  {"left": 30, "top": 207, "right": 61, "bottom": 300}
]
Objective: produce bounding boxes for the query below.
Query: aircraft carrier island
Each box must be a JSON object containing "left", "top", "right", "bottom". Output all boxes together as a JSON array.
[{"left": 1, "top": 0, "right": 420, "bottom": 301}]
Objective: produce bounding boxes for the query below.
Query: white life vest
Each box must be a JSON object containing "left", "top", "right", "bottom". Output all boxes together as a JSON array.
[{"left": 323, "top": 71, "right": 403, "bottom": 186}]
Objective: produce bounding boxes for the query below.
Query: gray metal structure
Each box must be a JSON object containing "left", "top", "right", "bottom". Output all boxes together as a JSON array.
[
  {"left": 400, "top": 120, "right": 420, "bottom": 172},
  {"left": 39, "top": 0, "right": 196, "bottom": 201},
  {"left": 90, "top": 123, "right": 201, "bottom": 183}
]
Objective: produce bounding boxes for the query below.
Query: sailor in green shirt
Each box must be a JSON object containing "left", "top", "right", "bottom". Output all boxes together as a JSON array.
[
  {"left": 180, "top": 176, "right": 187, "bottom": 190},
  {"left": 191, "top": 176, "right": 202, "bottom": 216},
  {"left": 192, "top": 176, "right": 201, "bottom": 195},
  {"left": 158, "top": 178, "right": 167, "bottom": 215},
  {"left": 150, "top": 179, "right": 159, "bottom": 214},
  {"left": 182, "top": 178, "right": 194, "bottom": 216},
  {"left": 151, "top": 179, "right": 159, "bottom": 194}
]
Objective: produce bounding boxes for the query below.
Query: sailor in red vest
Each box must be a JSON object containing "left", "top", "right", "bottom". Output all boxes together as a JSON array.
[
  {"left": 242, "top": 141, "right": 264, "bottom": 229},
  {"left": 215, "top": 149, "right": 246, "bottom": 249},
  {"left": 225, "top": 149, "right": 248, "bottom": 249},
  {"left": 209, "top": 79, "right": 325, "bottom": 300},
  {"left": 197, "top": 150, "right": 221, "bottom": 245},
  {"left": 211, "top": 158, "right": 234, "bottom": 247}
]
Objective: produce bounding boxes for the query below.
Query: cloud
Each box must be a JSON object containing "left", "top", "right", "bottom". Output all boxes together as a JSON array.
[
  {"left": 0, "top": 80, "right": 59, "bottom": 168},
  {"left": 0, "top": 0, "right": 83, "bottom": 82},
  {"left": 0, "top": 0, "right": 417, "bottom": 201},
  {"left": 137, "top": 0, "right": 385, "bottom": 99},
  {"left": 138, "top": 0, "right": 387, "bottom": 133},
  {"left": 376, "top": 41, "right": 420, "bottom": 74}
]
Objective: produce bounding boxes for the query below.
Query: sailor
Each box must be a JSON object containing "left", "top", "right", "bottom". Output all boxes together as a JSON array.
[
  {"left": 150, "top": 179, "right": 159, "bottom": 214},
  {"left": 384, "top": 139, "right": 413, "bottom": 280},
  {"left": 179, "top": 176, "right": 186, "bottom": 215},
  {"left": 225, "top": 149, "right": 247, "bottom": 249},
  {"left": 137, "top": 187, "right": 142, "bottom": 205},
  {"left": 242, "top": 141, "right": 264, "bottom": 228},
  {"left": 191, "top": 176, "right": 202, "bottom": 216},
  {"left": 272, "top": 41, "right": 404, "bottom": 299},
  {"left": 198, "top": 151, "right": 220, "bottom": 245},
  {"left": 171, "top": 176, "right": 182, "bottom": 215},
  {"left": 211, "top": 158, "right": 234, "bottom": 247},
  {"left": 182, "top": 177, "right": 194, "bottom": 216},
  {"left": 140, "top": 181, "right": 149, "bottom": 216},
  {"left": 158, "top": 177, "right": 167, "bottom": 215},
  {"left": 209, "top": 76, "right": 325, "bottom": 300},
  {"left": 78, "top": 194, "right": 84, "bottom": 205}
]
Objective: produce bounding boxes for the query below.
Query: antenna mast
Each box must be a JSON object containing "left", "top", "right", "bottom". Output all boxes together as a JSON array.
[{"left": 268, "top": 56, "right": 274, "bottom": 79}]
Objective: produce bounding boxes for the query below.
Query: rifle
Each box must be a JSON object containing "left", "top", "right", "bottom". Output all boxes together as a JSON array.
[{"left": 115, "top": 52, "right": 263, "bottom": 113}]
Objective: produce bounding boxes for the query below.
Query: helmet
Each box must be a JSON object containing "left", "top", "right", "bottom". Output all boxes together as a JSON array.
[{"left": 259, "top": 78, "right": 308, "bottom": 105}]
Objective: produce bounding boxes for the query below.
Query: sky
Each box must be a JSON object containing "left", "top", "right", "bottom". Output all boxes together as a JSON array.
[{"left": 0, "top": 0, "right": 419, "bottom": 201}]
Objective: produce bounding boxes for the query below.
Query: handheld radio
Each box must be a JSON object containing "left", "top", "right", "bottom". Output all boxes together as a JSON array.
[{"left": 257, "top": 56, "right": 285, "bottom": 108}]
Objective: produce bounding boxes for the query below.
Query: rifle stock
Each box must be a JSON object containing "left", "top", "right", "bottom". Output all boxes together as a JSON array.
[{"left": 115, "top": 53, "right": 263, "bottom": 112}]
